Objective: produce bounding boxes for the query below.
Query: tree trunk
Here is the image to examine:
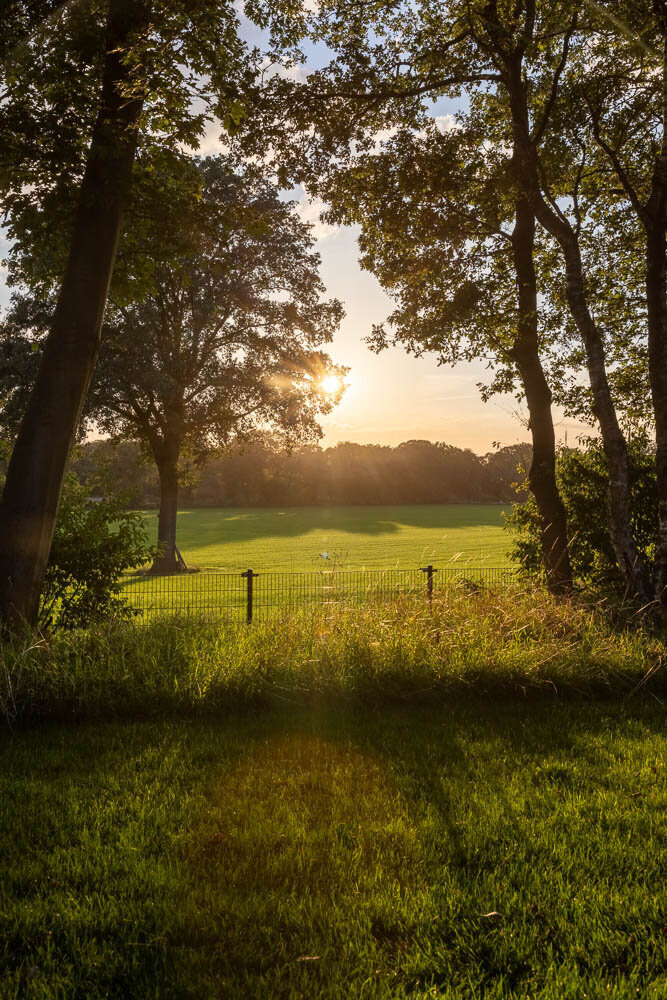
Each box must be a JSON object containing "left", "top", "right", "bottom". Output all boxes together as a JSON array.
[
  {"left": 646, "top": 221, "right": 667, "bottom": 606},
  {"left": 151, "top": 453, "right": 182, "bottom": 575},
  {"left": 506, "top": 61, "right": 651, "bottom": 603},
  {"left": 644, "top": 32, "right": 667, "bottom": 605},
  {"left": 0, "top": 0, "right": 147, "bottom": 629},
  {"left": 544, "top": 223, "right": 650, "bottom": 601},
  {"left": 510, "top": 197, "right": 573, "bottom": 593}
]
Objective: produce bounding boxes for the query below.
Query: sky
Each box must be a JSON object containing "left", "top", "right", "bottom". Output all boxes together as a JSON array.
[
  {"left": 0, "top": 204, "right": 589, "bottom": 454},
  {"left": 0, "top": 7, "right": 590, "bottom": 456},
  {"left": 296, "top": 211, "right": 589, "bottom": 453}
]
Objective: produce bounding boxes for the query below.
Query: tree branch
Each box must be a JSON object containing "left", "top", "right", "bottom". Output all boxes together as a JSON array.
[
  {"left": 580, "top": 85, "right": 647, "bottom": 222},
  {"left": 533, "top": 11, "right": 578, "bottom": 145},
  {"left": 307, "top": 73, "right": 501, "bottom": 103}
]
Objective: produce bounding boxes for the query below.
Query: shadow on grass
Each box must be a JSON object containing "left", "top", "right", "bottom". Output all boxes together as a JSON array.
[
  {"left": 1, "top": 700, "right": 665, "bottom": 997},
  {"left": 139, "top": 503, "right": 508, "bottom": 548}
]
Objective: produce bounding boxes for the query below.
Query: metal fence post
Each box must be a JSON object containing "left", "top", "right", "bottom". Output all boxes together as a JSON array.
[
  {"left": 420, "top": 564, "right": 437, "bottom": 604},
  {"left": 121, "top": 563, "right": 518, "bottom": 624},
  {"left": 241, "top": 568, "right": 257, "bottom": 623}
]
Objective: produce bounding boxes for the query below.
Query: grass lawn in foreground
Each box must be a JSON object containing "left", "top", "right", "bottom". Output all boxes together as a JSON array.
[
  {"left": 137, "top": 503, "right": 511, "bottom": 572},
  {"left": 1, "top": 701, "right": 665, "bottom": 999}
]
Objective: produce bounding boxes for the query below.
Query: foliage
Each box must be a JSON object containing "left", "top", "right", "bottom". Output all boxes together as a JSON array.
[
  {"left": 0, "top": 295, "right": 59, "bottom": 438},
  {"left": 0, "top": 0, "right": 291, "bottom": 295},
  {"left": 40, "top": 476, "right": 154, "bottom": 629},
  {"left": 70, "top": 436, "right": 530, "bottom": 508},
  {"left": 1, "top": 149, "right": 345, "bottom": 571},
  {"left": 239, "top": 0, "right": 656, "bottom": 417},
  {"left": 1, "top": 589, "right": 665, "bottom": 722},
  {"left": 69, "top": 439, "right": 159, "bottom": 504},
  {"left": 93, "top": 154, "right": 345, "bottom": 462},
  {"left": 1, "top": 153, "right": 345, "bottom": 460},
  {"left": 1, "top": 151, "right": 345, "bottom": 570},
  {"left": 507, "top": 435, "right": 658, "bottom": 593}
]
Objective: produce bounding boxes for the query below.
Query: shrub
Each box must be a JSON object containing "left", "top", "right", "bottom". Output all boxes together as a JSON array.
[
  {"left": 40, "top": 475, "right": 154, "bottom": 629},
  {"left": 506, "top": 433, "right": 657, "bottom": 594}
]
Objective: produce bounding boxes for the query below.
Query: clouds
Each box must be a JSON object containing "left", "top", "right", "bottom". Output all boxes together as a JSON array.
[
  {"left": 295, "top": 189, "right": 341, "bottom": 241},
  {"left": 196, "top": 117, "right": 230, "bottom": 156},
  {"left": 262, "top": 60, "right": 310, "bottom": 84},
  {"left": 434, "top": 113, "right": 458, "bottom": 133}
]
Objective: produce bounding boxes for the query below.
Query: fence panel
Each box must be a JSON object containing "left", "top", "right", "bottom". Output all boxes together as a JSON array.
[{"left": 120, "top": 565, "right": 520, "bottom": 623}]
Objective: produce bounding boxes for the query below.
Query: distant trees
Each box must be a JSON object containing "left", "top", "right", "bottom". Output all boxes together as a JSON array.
[{"left": 68, "top": 436, "right": 531, "bottom": 508}]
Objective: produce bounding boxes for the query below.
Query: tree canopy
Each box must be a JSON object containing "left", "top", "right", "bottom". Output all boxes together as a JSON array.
[
  {"left": 0, "top": 0, "right": 317, "bottom": 625},
  {"left": 1, "top": 153, "right": 345, "bottom": 572}
]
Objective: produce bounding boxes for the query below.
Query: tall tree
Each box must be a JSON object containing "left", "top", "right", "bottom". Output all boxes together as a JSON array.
[
  {"left": 241, "top": 0, "right": 654, "bottom": 600},
  {"left": 93, "top": 156, "right": 344, "bottom": 571},
  {"left": 567, "top": 0, "right": 667, "bottom": 602},
  {"left": 0, "top": 0, "right": 297, "bottom": 626},
  {"left": 484, "top": 0, "right": 652, "bottom": 601},
  {"left": 321, "top": 121, "right": 572, "bottom": 589},
  {"left": 242, "top": 3, "right": 576, "bottom": 590}
]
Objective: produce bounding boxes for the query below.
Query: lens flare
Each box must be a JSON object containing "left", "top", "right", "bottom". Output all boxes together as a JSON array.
[{"left": 320, "top": 374, "right": 342, "bottom": 395}]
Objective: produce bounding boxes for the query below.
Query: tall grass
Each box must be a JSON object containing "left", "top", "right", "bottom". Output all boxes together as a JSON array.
[{"left": 2, "top": 588, "right": 664, "bottom": 723}]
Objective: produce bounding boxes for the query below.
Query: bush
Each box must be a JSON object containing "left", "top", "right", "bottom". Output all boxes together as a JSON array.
[
  {"left": 40, "top": 475, "right": 154, "bottom": 628},
  {"left": 506, "top": 433, "right": 657, "bottom": 594}
]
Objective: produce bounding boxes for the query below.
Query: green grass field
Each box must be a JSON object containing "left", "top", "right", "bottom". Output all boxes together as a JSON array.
[
  {"left": 139, "top": 504, "right": 512, "bottom": 572},
  {"left": 2, "top": 591, "right": 665, "bottom": 997},
  {"left": 1, "top": 701, "right": 665, "bottom": 999}
]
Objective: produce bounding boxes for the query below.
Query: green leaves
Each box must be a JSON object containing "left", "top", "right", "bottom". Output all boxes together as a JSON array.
[
  {"left": 40, "top": 475, "right": 155, "bottom": 629},
  {"left": 0, "top": 0, "right": 316, "bottom": 295},
  {"left": 508, "top": 433, "right": 658, "bottom": 593},
  {"left": 222, "top": 99, "right": 249, "bottom": 136},
  {"left": 88, "top": 152, "right": 344, "bottom": 484}
]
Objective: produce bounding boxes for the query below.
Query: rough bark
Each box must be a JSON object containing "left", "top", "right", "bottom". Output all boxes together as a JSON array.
[
  {"left": 505, "top": 58, "right": 651, "bottom": 603},
  {"left": 645, "top": 220, "right": 667, "bottom": 603},
  {"left": 0, "top": 0, "right": 147, "bottom": 628},
  {"left": 151, "top": 451, "right": 182, "bottom": 575},
  {"left": 644, "top": 28, "right": 667, "bottom": 604},
  {"left": 510, "top": 197, "right": 573, "bottom": 593}
]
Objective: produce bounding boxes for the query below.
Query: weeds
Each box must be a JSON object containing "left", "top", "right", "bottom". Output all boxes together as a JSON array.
[{"left": 1, "top": 588, "right": 664, "bottom": 724}]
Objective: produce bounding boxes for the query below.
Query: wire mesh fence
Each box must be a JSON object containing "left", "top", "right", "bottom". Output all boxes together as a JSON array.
[{"left": 120, "top": 565, "right": 519, "bottom": 623}]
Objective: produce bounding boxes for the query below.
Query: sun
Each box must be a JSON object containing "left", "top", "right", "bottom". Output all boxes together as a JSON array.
[{"left": 320, "top": 374, "right": 342, "bottom": 395}]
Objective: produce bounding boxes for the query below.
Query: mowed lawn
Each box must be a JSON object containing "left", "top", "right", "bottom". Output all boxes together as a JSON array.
[
  {"left": 139, "top": 503, "right": 512, "bottom": 571},
  {"left": 1, "top": 702, "right": 665, "bottom": 999}
]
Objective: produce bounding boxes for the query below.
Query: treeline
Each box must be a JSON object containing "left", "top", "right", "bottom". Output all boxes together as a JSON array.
[{"left": 71, "top": 437, "right": 531, "bottom": 508}]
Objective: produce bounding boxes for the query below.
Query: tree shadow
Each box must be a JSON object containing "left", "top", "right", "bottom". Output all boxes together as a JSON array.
[
  {"left": 141, "top": 502, "right": 507, "bottom": 543},
  {"left": 136, "top": 502, "right": 510, "bottom": 574},
  {"left": 4, "top": 699, "right": 662, "bottom": 996}
]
